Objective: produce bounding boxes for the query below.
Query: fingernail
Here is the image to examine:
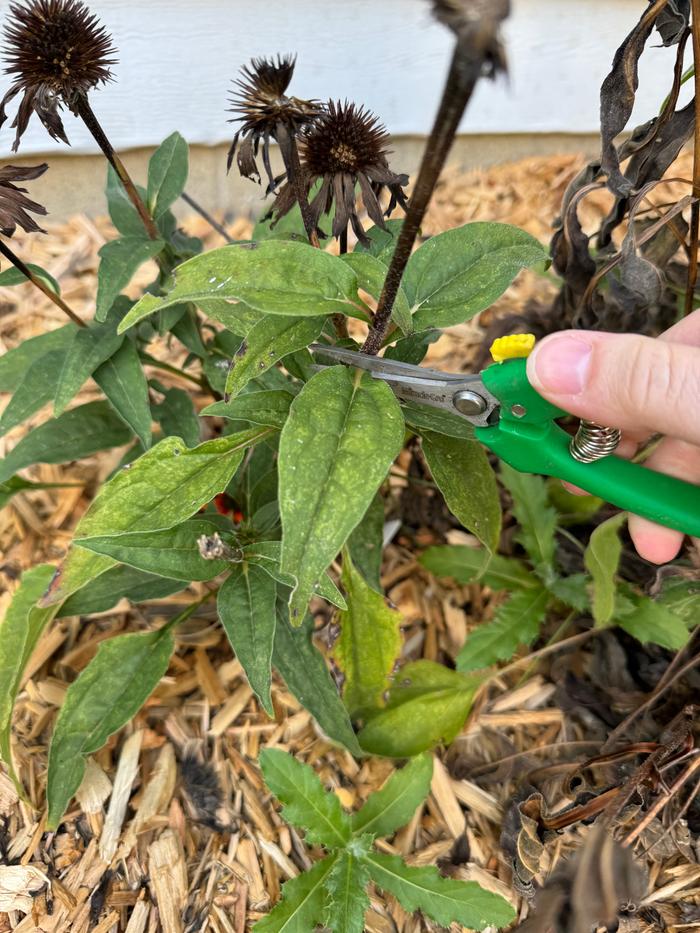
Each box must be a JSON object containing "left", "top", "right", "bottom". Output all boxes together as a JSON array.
[{"left": 528, "top": 334, "right": 593, "bottom": 396}]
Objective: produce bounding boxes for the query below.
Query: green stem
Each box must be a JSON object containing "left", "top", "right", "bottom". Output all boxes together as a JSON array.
[
  {"left": 140, "top": 352, "right": 204, "bottom": 388},
  {"left": 0, "top": 240, "right": 85, "bottom": 327}
]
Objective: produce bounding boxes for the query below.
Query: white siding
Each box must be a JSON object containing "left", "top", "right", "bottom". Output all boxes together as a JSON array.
[{"left": 0, "top": 0, "right": 688, "bottom": 158}]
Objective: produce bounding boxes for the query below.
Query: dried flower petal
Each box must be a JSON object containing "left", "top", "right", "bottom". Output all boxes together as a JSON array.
[
  {"left": 0, "top": 162, "right": 48, "bottom": 235},
  {"left": 267, "top": 100, "right": 409, "bottom": 245},
  {"left": 1, "top": 0, "right": 117, "bottom": 151}
]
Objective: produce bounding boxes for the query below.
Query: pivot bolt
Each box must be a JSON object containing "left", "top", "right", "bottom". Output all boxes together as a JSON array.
[{"left": 453, "top": 390, "right": 487, "bottom": 416}]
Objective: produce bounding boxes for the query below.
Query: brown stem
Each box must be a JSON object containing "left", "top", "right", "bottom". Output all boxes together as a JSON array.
[
  {"left": 278, "top": 127, "right": 320, "bottom": 249},
  {"left": 75, "top": 95, "right": 161, "bottom": 242},
  {"left": 0, "top": 240, "right": 85, "bottom": 327},
  {"left": 685, "top": 0, "right": 700, "bottom": 314},
  {"left": 180, "top": 192, "right": 235, "bottom": 244},
  {"left": 362, "top": 41, "right": 489, "bottom": 354}
]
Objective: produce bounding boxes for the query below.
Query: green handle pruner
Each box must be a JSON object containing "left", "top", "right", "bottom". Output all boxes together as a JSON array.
[{"left": 311, "top": 335, "right": 700, "bottom": 538}]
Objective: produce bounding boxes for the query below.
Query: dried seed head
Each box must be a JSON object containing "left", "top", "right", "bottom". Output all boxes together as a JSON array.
[
  {"left": 0, "top": 162, "right": 48, "bottom": 235},
  {"left": 227, "top": 54, "right": 320, "bottom": 190},
  {"left": 267, "top": 100, "right": 409, "bottom": 245},
  {"left": 0, "top": 0, "right": 117, "bottom": 150},
  {"left": 431, "top": 0, "right": 509, "bottom": 73}
]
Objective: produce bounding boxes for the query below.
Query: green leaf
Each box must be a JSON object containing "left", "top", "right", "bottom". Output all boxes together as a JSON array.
[
  {"left": 456, "top": 586, "right": 549, "bottom": 672},
  {"left": 0, "top": 565, "right": 57, "bottom": 793},
  {"left": 96, "top": 237, "right": 165, "bottom": 322},
  {"left": 147, "top": 132, "right": 188, "bottom": 218},
  {"left": 355, "top": 219, "right": 403, "bottom": 264},
  {"left": 0, "top": 401, "right": 132, "bottom": 484},
  {"left": 547, "top": 478, "right": 604, "bottom": 525},
  {"left": 259, "top": 747, "right": 352, "bottom": 847},
  {"left": 384, "top": 329, "right": 440, "bottom": 366},
  {"left": 279, "top": 367, "right": 404, "bottom": 622},
  {"left": 420, "top": 545, "right": 536, "bottom": 590},
  {"left": 402, "top": 401, "right": 475, "bottom": 440},
  {"left": 252, "top": 179, "right": 334, "bottom": 243},
  {"left": 203, "top": 390, "right": 294, "bottom": 430},
  {"left": 197, "top": 299, "right": 263, "bottom": 337},
  {"left": 656, "top": 576, "right": 700, "bottom": 626},
  {"left": 54, "top": 306, "right": 125, "bottom": 415},
  {"left": 422, "top": 432, "right": 501, "bottom": 553},
  {"left": 0, "top": 476, "right": 81, "bottom": 510},
  {"left": 500, "top": 463, "right": 558, "bottom": 579},
  {"left": 106, "top": 165, "right": 148, "bottom": 237},
  {"left": 365, "top": 852, "right": 515, "bottom": 931},
  {"left": 223, "top": 315, "right": 326, "bottom": 400},
  {"left": 47, "top": 625, "right": 175, "bottom": 828},
  {"left": 58, "top": 562, "right": 186, "bottom": 617},
  {"left": 358, "top": 661, "right": 481, "bottom": 757},
  {"left": 244, "top": 542, "right": 347, "bottom": 610},
  {"left": 0, "top": 263, "right": 60, "bottom": 295},
  {"left": 0, "top": 324, "right": 75, "bottom": 393},
  {"left": 0, "top": 349, "right": 67, "bottom": 436},
  {"left": 346, "top": 493, "right": 384, "bottom": 592},
  {"left": 272, "top": 601, "right": 362, "bottom": 756},
  {"left": 616, "top": 589, "right": 689, "bottom": 650},
  {"left": 403, "top": 222, "right": 546, "bottom": 330},
  {"left": 93, "top": 339, "right": 152, "bottom": 448},
  {"left": 340, "top": 252, "right": 412, "bottom": 334},
  {"left": 325, "top": 851, "right": 370, "bottom": 933},
  {"left": 548, "top": 574, "right": 590, "bottom": 612},
  {"left": 584, "top": 512, "right": 627, "bottom": 626},
  {"left": 152, "top": 386, "right": 200, "bottom": 448},
  {"left": 335, "top": 553, "right": 402, "bottom": 719},
  {"left": 254, "top": 854, "right": 336, "bottom": 933},
  {"left": 351, "top": 753, "right": 433, "bottom": 838},
  {"left": 77, "top": 519, "right": 232, "bottom": 582},
  {"left": 119, "top": 242, "right": 363, "bottom": 333},
  {"left": 73, "top": 427, "right": 268, "bottom": 542},
  {"left": 218, "top": 563, "right": 277, "bottom": 715}
]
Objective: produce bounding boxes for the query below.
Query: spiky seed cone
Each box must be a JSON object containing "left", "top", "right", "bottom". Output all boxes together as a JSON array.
[
  {"left": 0, "top": 162, "right": 48, "bottom": 235},
  {"left": 0, "top": 0, "right": 117, "bottom": 150}
]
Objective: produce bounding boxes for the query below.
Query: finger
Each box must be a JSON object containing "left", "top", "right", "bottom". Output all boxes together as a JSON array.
[
  {"left": 659, "top": 306, "right": 700, "bottom": 344},
  {"left": 526, "top": 330, "right": 700, "bottom": 445}
]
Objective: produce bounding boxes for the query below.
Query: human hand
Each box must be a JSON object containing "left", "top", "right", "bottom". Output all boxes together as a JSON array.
[{"left": 526, "top": 310, "right": 700, "bottom": 564}]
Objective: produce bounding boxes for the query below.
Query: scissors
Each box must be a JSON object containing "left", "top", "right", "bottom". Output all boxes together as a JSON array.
[{"left": 311, "top": 334, "right": 700, "bottom": 538}]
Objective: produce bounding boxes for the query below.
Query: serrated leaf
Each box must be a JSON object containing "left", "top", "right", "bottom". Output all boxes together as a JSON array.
[
  {"left": 351, "top": 753, "right": 433, "bottom": 838},
  {"left": 152, "top": 385, "right": 200, "bottom": 447},
  {"left": 96, "top": 237, "right": 165, "bottom": 322},
  {"left": 259, "top": 748, "right": 351, "bottom": 847},
  {"left": 340, "top": 252, "right": 412, "bottom": 335},
  {"left": 119, "top": 242, "right": 364, "bottom": 332},
  {"left": 58, "top": 562, "right": 187, "bottom": 617},
  {"left": 254, "top": 854, "right": 336, "bottom": 933},
  {"left": 0, "top": 349, "right": 67, "bottom": 436},
  {"left": 346, "top": 493, "right": 384, "bottom": 592},
  {"left": 147, "top": 132, "right": 188, "bottom": 218},
  {"left": 656, "top": 576, "right": 700, "bottom": 625},
  {"left": 244, "top": 542, "right": 347, "bottom": 610},
  {"left": 93, "top": 338, "right": 152, "bottom": 448},
  {"left": 358, "top": 661, "right": 481, "bottom": 758},
  {"left": 223, "top": 315, "right": 326, "bottom": 400},
  {"left": 420, "top": 545, "right": 536, "bottom": 590},
  {"left": 403, "top": 222, "right": 546, "bottom": 330},
  {"left": 325, "top": 851, "right": 370, "bottom": 933},
  {"left": 47, "top": 625, "right": 175, "bottom": 828},
  {"left": 422, "top": 432, "right": 501, "bottom": 553},
  {"left": 500, "top": 463, "right": 558, "bottom": 579},
  {"left": 279, "top": 367, "right": 404, "bottom": 622},
  {"left": 73, "top": 427, "right": 269, "bottom": 542},
  {"left": 0, "top": 324, "right": 75, "bottom": 392},
  {"left": 0, "top": 565, "right": 57, "bottom": 793},
  {"left": 365, "top": 852, "right": 515, "bottom": 930},
  {"left": 402, "top": 400, "right": 475, "bottom": 440},
  {"left": 77, "top": 518, "right": 232, "bottom": 582},
  {"left": 615, "top": 589, "right": 689, "bottom": 650},
  {"left": 272, "top": 600, "right": 362, "bottom": 755},
  {"left": 203, "top": 390, "right": 294, "bottom": 429},
  {"left": 584, "top": 512, "right": 627, "bottom": 626},
  {"left": 218, "top": 563, "right": 277, "bottom": 714},
  {"left": 54, "top": 306, "right": 125, "bottom": 415},
  {"left": 548, "top": 573, "right": 590, "bottom": 612},
  {"left": 0, "top": 401, "right": 132, "bottom": 485},
  {"left": 335, "top": 553, "right": 402, "bottom": 720},
  {"left": 456, "top": 586, "right": 549, "bottom": 672}
]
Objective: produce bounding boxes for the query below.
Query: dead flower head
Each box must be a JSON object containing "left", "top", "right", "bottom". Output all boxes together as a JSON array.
[
  {"left": 0, "top": 0, "right": 117, "bottom": 151},
  {"left": 431, "top": 0, "right": 509, "bottom": 73},
  {"left": 227, "top": 54, "right": 320, "bottom": 191},
  {"left": 267, "top": 100, "right": 409, "bottom": 246},
  {"left": 0, "top": 162, "right": 48, "bottom": 235}
]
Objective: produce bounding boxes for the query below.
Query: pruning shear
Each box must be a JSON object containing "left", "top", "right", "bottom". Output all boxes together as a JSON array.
[{"left": 311, "top": 334, "right": 700, "bottom": 538}]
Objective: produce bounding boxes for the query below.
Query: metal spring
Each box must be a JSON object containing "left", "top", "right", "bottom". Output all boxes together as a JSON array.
[{"left": 570, "top": 419, "right": 622, "bottom": 463}]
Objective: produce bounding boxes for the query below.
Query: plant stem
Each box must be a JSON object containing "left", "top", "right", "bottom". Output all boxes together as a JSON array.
[
  {"left": 362, "top": 41, "right": 489, "bottom": 354},
  {"left": 0, "top": 240, "right": 85, "bottom": 327},
  {"left": 180, "top": 192, "right": 235, "bottom": 244},
  {"left": 74, "top": 95, "right": 161, "bottom": 242},
  {"left": 140, "top": 351, "right": 204, "bottom": 388},
  {"left": 685, "top": 0, "right": 700, "bottom": 315}
]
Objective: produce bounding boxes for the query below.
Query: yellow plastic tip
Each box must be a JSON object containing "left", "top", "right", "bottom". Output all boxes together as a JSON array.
[{"left": 490, "top": 333, "right": 537, "bottom": 363}]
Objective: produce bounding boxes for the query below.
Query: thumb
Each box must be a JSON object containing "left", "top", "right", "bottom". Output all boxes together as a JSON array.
[{"left": 525, "top": 330, "right": 700, "bottom": 446}]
